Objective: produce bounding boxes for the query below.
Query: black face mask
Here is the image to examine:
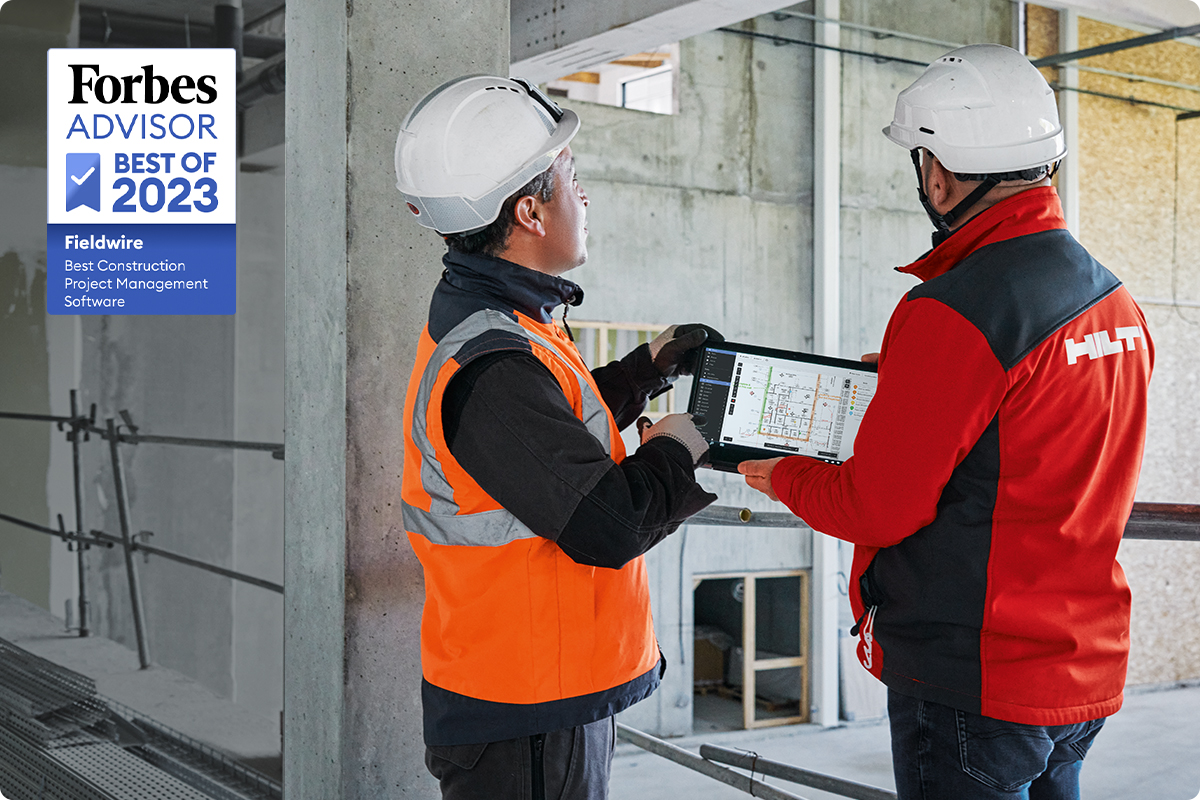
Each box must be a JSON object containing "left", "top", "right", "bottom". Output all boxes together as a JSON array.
[{"left": 910, "top": 149, "right": 999, "bottom": 249}]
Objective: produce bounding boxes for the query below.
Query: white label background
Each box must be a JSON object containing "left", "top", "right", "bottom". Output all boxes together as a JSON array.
[{"left": 47, "top": 48, "right": 236, "bottom": 226}]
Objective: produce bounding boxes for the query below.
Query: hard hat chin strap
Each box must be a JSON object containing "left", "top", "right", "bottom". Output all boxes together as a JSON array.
[{"left": 910, "top": 149, "right": 1000, "bottom": 247}]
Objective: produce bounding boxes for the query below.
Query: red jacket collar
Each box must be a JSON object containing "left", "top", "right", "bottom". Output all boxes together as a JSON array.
[{"left": 899, "top": 186, "right": 1068, "bottom": 282}]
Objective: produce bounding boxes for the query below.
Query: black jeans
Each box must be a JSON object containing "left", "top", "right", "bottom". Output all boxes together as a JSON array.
[
  {"left": 889, "top": 691, "right": 1106, "bottom": 800},
  {"left": 425, "top": 716, "right": 615, "bottom": 800}
]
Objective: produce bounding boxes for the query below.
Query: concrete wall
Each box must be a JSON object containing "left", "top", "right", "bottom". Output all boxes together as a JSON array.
[
  {"left": 0, "top": 0, "right": 287, "bottom": 724},
  {"left": 562, "top": 14, "right": 818, "bottom": 735},
  {"left": 565, "top": 2, "right": 1016, "bottom": 734},
  {"left": 0, "top": 0, "right": 76, "bottom": 624}
]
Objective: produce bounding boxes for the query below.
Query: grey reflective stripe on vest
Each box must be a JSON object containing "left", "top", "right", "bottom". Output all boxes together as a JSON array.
[{"left": 406, "top": 309, "right": 613, "bottom": 547}]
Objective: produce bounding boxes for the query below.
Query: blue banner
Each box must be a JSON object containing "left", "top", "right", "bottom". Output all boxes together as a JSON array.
[{"left": 47, "top": 224, "right": 236, "bottom": 314}]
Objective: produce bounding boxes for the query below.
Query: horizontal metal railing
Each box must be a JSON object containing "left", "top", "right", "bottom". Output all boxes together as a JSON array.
[
  {"left": 630, "top": 501, "right": 1200, "bottom": 798},
  {"left": 688, "top": 503, "right": 1200, "bottom": 542},
  {"left": 0, "top": 396, "right": 283, "bottom": 669}
]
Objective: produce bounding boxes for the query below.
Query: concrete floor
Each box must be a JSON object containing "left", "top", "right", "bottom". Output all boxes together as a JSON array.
[{"left": 612, "top": 683, "right": 1200, "bottom": 800}]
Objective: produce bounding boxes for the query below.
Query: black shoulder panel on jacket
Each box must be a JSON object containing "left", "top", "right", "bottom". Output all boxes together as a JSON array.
[
  {"left": 427, "top": 278, "right": 518, "bottom": 343},
  {"left": 906, "top": 229, "right": 1122, "bottom": 371}
]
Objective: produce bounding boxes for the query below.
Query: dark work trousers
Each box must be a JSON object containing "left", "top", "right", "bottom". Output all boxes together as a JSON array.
[
  {"left": 425, "top": 716, "right": 616, "bottom": 800},
  {"left": 889, "top": 690, "right": 1106, "bottom": 800}
]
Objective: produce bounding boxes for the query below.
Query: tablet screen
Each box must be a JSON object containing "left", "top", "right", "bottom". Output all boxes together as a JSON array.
[{"left": 690, "top": 345, "right": 877, "bottom": 467}]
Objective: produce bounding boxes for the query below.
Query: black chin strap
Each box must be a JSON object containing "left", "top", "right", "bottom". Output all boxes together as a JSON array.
[{"left": 911, "top": 149, "right": 1000, "bottom": 248}]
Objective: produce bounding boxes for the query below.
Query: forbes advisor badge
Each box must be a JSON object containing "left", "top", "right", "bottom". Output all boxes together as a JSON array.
[{"left": 46, "top": 49, "right": 237, "bottom": 314}]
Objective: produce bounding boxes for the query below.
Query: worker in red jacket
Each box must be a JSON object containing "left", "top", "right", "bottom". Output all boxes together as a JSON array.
[{"left": 742, "top": 44, "right": 1153, "bottom": 800}]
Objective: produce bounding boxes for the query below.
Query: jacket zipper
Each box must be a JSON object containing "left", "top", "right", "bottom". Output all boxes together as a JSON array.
[{"left": 530, "top": 733, "right": 546, "bottom": 800}]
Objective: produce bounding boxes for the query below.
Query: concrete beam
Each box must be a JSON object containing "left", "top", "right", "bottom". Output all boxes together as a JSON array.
[
  {"left": 511, "top": 0, "right": 800, "bottom": 82},
  {"left": 285, "top": 1, "right": 508, "bottom": 798}
]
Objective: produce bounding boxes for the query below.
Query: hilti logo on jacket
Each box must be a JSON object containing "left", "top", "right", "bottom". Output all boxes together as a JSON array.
[{"left": 1064, "top": 326, "right": 1147, "bottom": 365}]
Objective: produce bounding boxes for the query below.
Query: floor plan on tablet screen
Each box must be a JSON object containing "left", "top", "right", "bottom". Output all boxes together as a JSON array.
[{"left": 723, "top": 352, "right": 874, "bottom": 459}]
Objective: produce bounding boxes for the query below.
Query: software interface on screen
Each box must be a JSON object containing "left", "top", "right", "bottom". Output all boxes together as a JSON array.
[{"left": 692, "top": 347, "right": 878, "bottom": 465}]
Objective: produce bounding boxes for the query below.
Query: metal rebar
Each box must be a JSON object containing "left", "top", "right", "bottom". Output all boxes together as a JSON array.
[
  {"left": 107, "top": 418, "right": 151, "bottom": 669},
  {"left": 701, "top": 744, "right": 897, "bottom": 800},
  {"left": 616, "top": 723, "right": 810, "bottom": 800},
  {"left": 70, "top": 390, "right": 89, "bottom": 637},
  {"left": 1032, "top": 23, "right": 1200, "bottom": 67}
]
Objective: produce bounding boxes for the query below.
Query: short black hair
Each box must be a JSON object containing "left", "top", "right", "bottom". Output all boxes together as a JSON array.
[{"left": 445, "top": 167, "right": 558, "bottom": 256}]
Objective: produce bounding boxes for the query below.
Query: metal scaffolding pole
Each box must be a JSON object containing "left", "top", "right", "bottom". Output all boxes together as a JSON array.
[
  {"left": 69, "top": 390, "right": 90, "bottom": 637},
  {"left": 106, "top": 418, "right": 150, "bottom": 669}
]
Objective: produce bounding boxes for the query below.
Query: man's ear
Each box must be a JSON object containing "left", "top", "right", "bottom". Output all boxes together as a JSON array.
[
  {"left": 512, "top": 195, "right": 546, "bottom": 238},
  {"left": 923, "top": 155, "right": 955, "bottom": 213}
]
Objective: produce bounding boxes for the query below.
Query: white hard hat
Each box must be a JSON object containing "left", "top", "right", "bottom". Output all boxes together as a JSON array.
[
  {"left": 883, "top": 44, "right": 1066, "bottom": 174},
  {"left": 395, "top": 75, "right": 580, "bottom": 234}
]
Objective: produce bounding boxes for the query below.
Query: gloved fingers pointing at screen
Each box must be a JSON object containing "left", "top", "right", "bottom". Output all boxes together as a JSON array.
[{"left": 649, "top": 324, "right": 725, "bottom": 379}]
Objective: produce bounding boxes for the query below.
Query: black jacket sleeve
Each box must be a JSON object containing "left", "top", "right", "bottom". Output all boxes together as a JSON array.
[
  {"left": 590, "top": 343, "right": 673, "bottom": 431},
  {"left": 442, "top": 351, "right": 716, "bottom": 570}
]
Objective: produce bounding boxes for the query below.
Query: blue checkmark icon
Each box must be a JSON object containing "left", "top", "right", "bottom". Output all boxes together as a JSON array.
[{"left": 66, "top": 153, "right": 101, "bottom": 212}]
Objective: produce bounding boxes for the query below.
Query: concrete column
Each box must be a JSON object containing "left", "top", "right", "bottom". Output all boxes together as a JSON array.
[
  {"left": 810, "top": 0, "right": 842, "bottom": 728},
  {"left": 284, "top": 1, "right": 508, "bottom": 797},
  {"left": 1056, "top": 9, "right": 1080, "bottom": 238}
]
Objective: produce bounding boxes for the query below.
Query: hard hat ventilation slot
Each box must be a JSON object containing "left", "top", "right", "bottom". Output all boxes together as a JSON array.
[{"left": 919, "top": 127, "right": 935, "bottom": 134}]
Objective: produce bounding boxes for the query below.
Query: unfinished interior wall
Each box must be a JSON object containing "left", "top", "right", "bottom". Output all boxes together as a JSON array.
[
  {"left": 563, "top": 12, "right": 819, "bottom": 736},
  {"left": 0, "top": 0, "right": 287, "bottom": 721},
  {"left": 1072, "top": 16, "right": 1200, "bottom": 685},
  {"left": 839, "top": 0, "right": 1014, "bottom": 360},
  {"left": 1027, "top": 8, "right": 1200, "bottom": 686},
  {"left": 0, "top": 0, "right": 76, "bottom": 621}
]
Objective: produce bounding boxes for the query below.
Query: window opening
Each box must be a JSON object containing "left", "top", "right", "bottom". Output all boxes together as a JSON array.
[{"left": 546, "top": 44, "right": 679, "bottom": 115}]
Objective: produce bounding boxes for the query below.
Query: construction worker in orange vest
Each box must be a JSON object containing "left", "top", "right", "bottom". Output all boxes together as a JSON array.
[{"left": 396, "top": 75, "right": 720, "bottom": 800}]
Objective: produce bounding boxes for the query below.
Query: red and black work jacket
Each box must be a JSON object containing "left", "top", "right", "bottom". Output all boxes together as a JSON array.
[
  {"left": 772, "top": 187, "right": 1153, "bottom": 726},
  {"left": 402, "top": 250, "right": 712, "bottom": 746}
]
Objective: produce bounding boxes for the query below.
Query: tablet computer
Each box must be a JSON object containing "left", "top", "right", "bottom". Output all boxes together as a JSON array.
[{"left": 687, "top": 341, "right": 878, "bottom": 472}]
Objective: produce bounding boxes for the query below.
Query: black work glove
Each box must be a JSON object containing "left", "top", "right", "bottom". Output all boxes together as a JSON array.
[{"left": 648, "top": 323, "right": 725, "bottom": 379}]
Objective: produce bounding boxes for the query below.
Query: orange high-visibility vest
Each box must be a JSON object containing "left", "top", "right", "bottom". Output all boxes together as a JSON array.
[{"left": 402, "top": 307, "right": 661, "bottom": 745}]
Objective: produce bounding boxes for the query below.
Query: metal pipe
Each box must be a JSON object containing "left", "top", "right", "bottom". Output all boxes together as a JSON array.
[
  {"left": 615, "top": 723, "right": 810, "bottom": 800},
  {"left": 0, "top": 411, "right": 78, "bottom": 424},
  {"left": 773, "top": 9, "right": 964, "bottom": 50},
  {"left": 214, "top": 0, "right": 244, "bottom": 83},
  {"left": 688, "top": 505, "right": 807, "bottom": 528},
  {"left": 717, "top": 27, "right": 928, "bottom": 68},
  {"left": 1049, "top": 82, "right": 1200, "bottom": 115},
  {"left": 237, "top": 51, "right": 286, "bottom": 111},
  {"left": 701, "top": 744, "right": 897, "bottom": 800},
  {"left": 83, "top": 422, "right": 284, "bottom": 458},
  {"left": 1124, "top": 503, "right": 1200, "bottom": 541},
  {"left": 78, "top": 5, "right": 283, "bottom": 58},
  {"left": 70, "top": 391, "right": 89, "bottom": 637},
  {"left": 107, "top": 419, "right": 151, "bottom": 669},
  {"left": 1032, "top": 23, "right": 1200, "bottom": 67},
  {"left": 245, "top": 1, "right": 285, "bottom": 30},
  {"left": 0, "top": 510, "right": 283, "bottom": 595},
  {"left": 113, "top": 531, "right": 284, "bottom": 594}
]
